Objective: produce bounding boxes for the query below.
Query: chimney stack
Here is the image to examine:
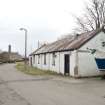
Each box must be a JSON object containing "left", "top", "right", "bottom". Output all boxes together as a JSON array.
[{"left": 8, "top": 45, "right": 11, "bottom": 53}]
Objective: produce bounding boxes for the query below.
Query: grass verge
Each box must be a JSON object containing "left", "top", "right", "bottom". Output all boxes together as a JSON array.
[{"left": 15, "top": 62, "right": 58, "bottom": 76}]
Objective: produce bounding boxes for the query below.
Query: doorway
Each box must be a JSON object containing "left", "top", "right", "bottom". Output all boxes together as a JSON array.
[{"left": 64, "top": 54, "right": 70, "bottom": 75}]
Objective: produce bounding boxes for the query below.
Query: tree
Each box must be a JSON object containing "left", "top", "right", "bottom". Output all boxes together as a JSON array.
[{"left": 74, "top": 0, "right": 105, "bottom": 33}]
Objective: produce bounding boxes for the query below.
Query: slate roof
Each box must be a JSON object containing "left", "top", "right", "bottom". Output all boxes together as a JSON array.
[{"left": 30, "top": 28, "right": 105, "bottom": 55}]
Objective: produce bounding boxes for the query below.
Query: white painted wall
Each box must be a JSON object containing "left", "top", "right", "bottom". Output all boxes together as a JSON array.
[
  {"left": 70, "top": 51, "right": 76, "bottom": 76},
  {"left": 78, "top": 31, "right": 105, "bottom": 76},
  {"left": 29, "top": 51, "right": 74, "bottom": 75},
  {"left": 49, "top": 52, "right": 59, "bottom": 73},
  {"left": 41, "top": 54, "right": 50, "bottom": 70}
]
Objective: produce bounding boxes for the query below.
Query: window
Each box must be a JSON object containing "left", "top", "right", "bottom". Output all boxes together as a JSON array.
[
  {"left": 52, "top": 53, "right": 56, "bottom": 66},
  {"left": 44, "top": 54, "right": 46, "bottom": 65},
  {"left": 38, "top": 55, "right": 40, "bottom": 64}
]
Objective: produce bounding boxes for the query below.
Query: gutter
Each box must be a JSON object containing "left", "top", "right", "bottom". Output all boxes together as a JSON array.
[{"left": 33, "top": 48, "right": 75, "bottom": 55}]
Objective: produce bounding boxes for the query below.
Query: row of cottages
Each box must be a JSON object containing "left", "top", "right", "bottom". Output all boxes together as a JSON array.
[{"left": 29, "top": 28, "right": 105, "bottom": 77}]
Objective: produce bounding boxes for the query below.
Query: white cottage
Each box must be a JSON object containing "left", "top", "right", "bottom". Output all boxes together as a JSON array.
[{"left": 29, "top": 28, "right": 105, "bottom": 77}]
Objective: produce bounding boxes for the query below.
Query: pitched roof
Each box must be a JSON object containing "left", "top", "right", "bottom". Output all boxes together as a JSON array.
[
  {"left": 31, "top": 28, "right": 105, "bottom": 55},
  {"left": 29, "top": 44, "right": 46, "bottom": 56}
]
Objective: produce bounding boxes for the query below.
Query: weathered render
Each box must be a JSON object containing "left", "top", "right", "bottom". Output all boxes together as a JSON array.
[{"left": 29, "top": 28, "right": 105, "bottom": 77}]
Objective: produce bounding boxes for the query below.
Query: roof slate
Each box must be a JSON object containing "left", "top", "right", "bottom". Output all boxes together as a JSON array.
[{"left": 31, "top": 28, "right": 104, "bottom": 55}]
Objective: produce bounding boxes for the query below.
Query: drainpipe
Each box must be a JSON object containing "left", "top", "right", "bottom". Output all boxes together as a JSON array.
[
  {"left": 49, "top": 53, "right": 50, "bottom": 70},
  {"left": 74, "top": 50, "right": 79, "bottom": 78},
  {"left": 31, "top": 56, "right": 33, "bottom": 67},
  {"left": 59, "top": 52, "right": 60, "bottom": 73},
  {"left": 69, "top": 51, "right": 71, "bottom": 76},
  {"left": 41, "top": 54, "right": 42, "bottom": 69},
  {"left": 32, "top": 55, "right": 34, "bottom": 67}
]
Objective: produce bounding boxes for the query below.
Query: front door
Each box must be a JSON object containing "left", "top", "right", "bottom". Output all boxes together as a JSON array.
[{"left": 64, "top": 54, "right": 70, "bottom": 75}]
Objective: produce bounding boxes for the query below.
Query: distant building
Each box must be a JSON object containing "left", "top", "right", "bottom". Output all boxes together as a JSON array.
[{"left": 0, "top": 45, "right": 23, "bottom": 63}]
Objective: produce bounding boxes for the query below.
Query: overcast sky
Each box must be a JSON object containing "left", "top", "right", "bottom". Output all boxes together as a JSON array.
[{"left": 0, "top": 0, "right": 87, "bottom": 55}]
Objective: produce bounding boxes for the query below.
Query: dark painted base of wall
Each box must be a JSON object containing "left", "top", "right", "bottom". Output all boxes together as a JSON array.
[{"left": 72, "top": 75, "right": 105, "bottom": 79}]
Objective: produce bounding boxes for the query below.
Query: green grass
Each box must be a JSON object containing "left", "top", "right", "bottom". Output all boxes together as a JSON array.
[{"left": 15, "top": 62, "right": 58, "bottom": 76}]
